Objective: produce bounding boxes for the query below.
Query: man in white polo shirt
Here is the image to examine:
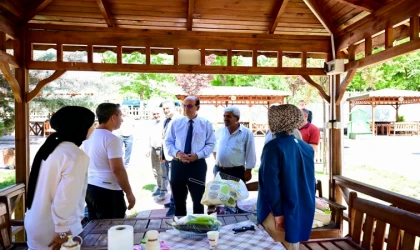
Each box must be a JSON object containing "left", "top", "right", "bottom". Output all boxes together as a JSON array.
[
  {"left": 213, "top": 106, "right": 256, "bottom": 182},
  {"left": 83, "top": 103, "right": 136, "bottom": 219}
]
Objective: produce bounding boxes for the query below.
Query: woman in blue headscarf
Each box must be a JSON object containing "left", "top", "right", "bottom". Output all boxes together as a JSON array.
[
  {"left": 257, "top": 104, "right": 315, "bottom": 250},
  {"left": 25, "top": 106, "right": 95, "bottom": 250}
]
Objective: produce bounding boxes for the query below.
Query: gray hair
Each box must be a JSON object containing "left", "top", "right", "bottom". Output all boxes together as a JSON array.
[{"left": 224, "top": 106, "right": 240, "bottom": 118}]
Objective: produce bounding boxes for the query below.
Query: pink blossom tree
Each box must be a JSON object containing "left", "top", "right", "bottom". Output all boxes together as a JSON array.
[{"left": 175, "top": 54, "right": 216, "bottom": 95}]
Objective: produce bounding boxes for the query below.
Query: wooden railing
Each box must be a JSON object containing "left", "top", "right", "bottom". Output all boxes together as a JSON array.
[
  {"left": 0, "top": 183, "right": 26, "bottom": 241},
  {"left": 333, "top": 175, "right": 420, "bottom": 214}
]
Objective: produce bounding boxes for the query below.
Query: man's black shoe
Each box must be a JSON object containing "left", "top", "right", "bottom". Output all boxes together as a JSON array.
[
  {"left": 166, "top": 207, "right": 175, "bottom": 217},
  {"left": 164, "top": 203, "right": 171, "bottom": 208}
]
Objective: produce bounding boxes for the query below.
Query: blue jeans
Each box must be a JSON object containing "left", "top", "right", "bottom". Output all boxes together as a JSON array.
[
  {"left": 165, "top": 160, "right": 175, "bottom": 208},
  {"left": 120, "top": 135, "right": 133, "bottom": 165}
]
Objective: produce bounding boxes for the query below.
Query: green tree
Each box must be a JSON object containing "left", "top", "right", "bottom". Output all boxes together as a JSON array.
[{"left": 0, "top": 75, "right": 14, "bottom": 136}]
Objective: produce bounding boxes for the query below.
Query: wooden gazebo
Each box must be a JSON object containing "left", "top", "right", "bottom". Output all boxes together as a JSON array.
[
  {"left": 348, "top": 88, "right": 420, "bottom": 122},
  {"left": 175, "top": 86, "right": 290, "bottom": 133},
  {"left": 0, "top": 0, "right": 420, "bottom": 241}
]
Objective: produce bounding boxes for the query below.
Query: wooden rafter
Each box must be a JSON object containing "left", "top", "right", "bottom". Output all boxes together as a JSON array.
[
  {"left": 96, "top": 0, "right": 114, "bottom": 27},
  {"left": 0, "top": 1, "right": 24, "bottom": 18},
  {"left": 23, "top": 0, "right": 54, "bottom": 24},
  {"left": 0, "top": 50, "right": 19, "bottom": 68},
  {"left": 27, "top": 70, "right": 66, "bottom": 102},
  {"left": 28, "top": 61, "right": 327, "bottom": 76},
  {"left": 303, "top": 0, "right": 336, "bottom": 34},
  {"left": 336, "top": 0, "right": 420, "bottom": 50},
  {"left": 268, "top": 0, "right": 290, "bottom": 34},
  {"left": 0, "top": 15, "right": 19, "bottom": 39},
  {"left": 346, "top": 39, "right": 420, "bottom": 71},
  {"left": 334, "top": 0, "right": 382, "bottom": 12},
  {"left": 26, "top": 29, "right": 332, "bottom": 54},
  {"left": 301, "top": 75, "right": 330, "bottom": 102},
  {"left": 187, "top": 0, "right": 195, "bottom": 31},
  {"left": 0, "top": 62, "right": 22, "bottom": 102}
]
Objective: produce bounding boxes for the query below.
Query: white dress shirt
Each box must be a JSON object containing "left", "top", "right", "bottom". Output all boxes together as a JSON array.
[
  {"left": 214, "top": 124, "right": 256, "bottom": 169},
  {"left": 149, "top": 119, "right": 163, "bottom": 149},
  {"left": 165, "top": 115, "right": 216, "bottom": 159}
]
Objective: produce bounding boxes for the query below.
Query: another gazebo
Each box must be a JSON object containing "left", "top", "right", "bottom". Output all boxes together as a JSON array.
[
  {"left": 347, "top": 88, "right": 420, "bottom": 124},
  {"left": 175, "top": 86, "right": 290, "bottom": 133}
]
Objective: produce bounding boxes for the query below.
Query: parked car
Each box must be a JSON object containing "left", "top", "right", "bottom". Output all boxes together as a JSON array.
[{"left": 122, "top": 99, "right": 141, "bottom": 108}]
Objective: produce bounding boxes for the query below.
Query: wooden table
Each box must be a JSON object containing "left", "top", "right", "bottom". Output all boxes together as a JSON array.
[
  {"left": 79, "top": 214, "right": 257, "bottom": 249},
  {"left": 301, "top": 237, "right": 364, "bottom": 250}
]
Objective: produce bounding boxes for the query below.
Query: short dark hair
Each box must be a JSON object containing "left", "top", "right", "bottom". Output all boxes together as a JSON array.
[
  {"left": 298, "top": 100, "right": 306, "bottom": 104},
  {"left": 96, "top": 103, "right": 120, "bottom": 124},
  {"left": 302, "top": 108, "right": 310, "bottom": 115}
]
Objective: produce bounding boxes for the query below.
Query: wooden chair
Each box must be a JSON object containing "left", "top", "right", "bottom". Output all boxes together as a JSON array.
[
  {"left": 43, "top": 121, "right": 55, "bottom": 137},
  {"left": 348, "top": 191, "right": 420, "bottom": 250},
  {"left": 245, "top": 179, "right": 347, "bottom": 239},
  {"left": 0, "top": 197, "right": 27, "bottom": 249}
]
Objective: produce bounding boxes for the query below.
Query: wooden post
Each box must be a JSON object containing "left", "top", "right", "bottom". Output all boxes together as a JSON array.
[
  {"left": 145, "top": 47, "right": 151, "bottom": 65},
  {"left": 252, "top": 50, "right": 257, "bottom": 67},
  {"left": 301, "top": 52, "right": 307, "bottom": 68},
  {"left": 277, "top": 50, "right": 282, "bottom": 68},
  {"left": 87, "top": 45, "right": 93, "bottom": 63},
  {"left": 330, "top": 74, "right": 343, "bottom": 205},
  {"left": 13, "top": 32, "right": 29, "bottom": 241},
  {"left": 116, "top": 45, "right": 122, "bottom": 64},
  {"left": 201, "top": 48, "right": 205, "bottom": 65},
  {"left": 57, "top": 43, "right": 62, "bottom": 63},
  {"left": 227, "top": 49, "right": 232, "bottom": 67},
  {"left": 173, "top": 48, "right": 178, "bottom": 65}
]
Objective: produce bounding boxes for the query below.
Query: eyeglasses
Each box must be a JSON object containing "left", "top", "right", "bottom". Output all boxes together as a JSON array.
[
  {"left": 152, "top": 113, "right": 160, "bottom": 115},
  {"left": 183, "top": 104, "right": 195, "bottom": 109}
]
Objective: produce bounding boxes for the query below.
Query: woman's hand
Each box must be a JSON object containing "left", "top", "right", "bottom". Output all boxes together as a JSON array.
[
  {"left": 48, "top": 230, "right": 72, "bottom": 250},
  {"left": 274, "top": 215, "right": 285, "bottom": 231}
]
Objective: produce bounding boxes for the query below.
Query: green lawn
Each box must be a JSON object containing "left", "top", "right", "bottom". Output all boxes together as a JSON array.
[{"left": 0, "top": 171, "right": 15, "bottom": 190}]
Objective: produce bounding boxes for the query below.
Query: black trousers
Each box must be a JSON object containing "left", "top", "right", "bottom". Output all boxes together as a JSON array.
[
  {"left": 85, "top": 184, "right": 127, "bottom": 220},
  {"left": 213, "top": 165, "right": 245, "bottom": 182},
  {"left": 170, "top": 158, "right": 207, "bottom": 216}
]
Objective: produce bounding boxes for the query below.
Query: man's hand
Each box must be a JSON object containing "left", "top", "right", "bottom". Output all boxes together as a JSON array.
[
  {"left": 243, "top": 169, "right": 252, "bottom": 182},
  {"left": 176, "top": 151, "right": 188, "bottom": 162},
  {"left": 185, "top": 153, "right": 198, "bottom": 163},
  {"left": 274, "top": 215, "right": 285, "bottom": 231},
  {"left": 126, "top": 192, "right": 136, "bottom": 210},
  {"left": 48, "top": 230, "right": 72, "bottom": 250}
]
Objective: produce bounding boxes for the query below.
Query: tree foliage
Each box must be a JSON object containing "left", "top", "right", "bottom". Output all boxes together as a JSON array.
[{"left": 176, "top": 55, "right": 216, "bottom": 95}]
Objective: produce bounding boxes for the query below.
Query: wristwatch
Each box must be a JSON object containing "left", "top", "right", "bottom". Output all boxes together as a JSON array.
[{"left": 59, "top": 232, "right": 67, "bottom": 239}]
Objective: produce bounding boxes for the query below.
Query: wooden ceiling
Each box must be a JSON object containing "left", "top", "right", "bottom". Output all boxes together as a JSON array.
[{"left": 0, "top": 0, "right": 397, "bottom": 36}]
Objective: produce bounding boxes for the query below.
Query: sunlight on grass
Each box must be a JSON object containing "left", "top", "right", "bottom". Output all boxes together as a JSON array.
[
  {"left": 0, "top": 171, "right": 15, "bottom": 189},
  {"left": 142, "top": 184, "right": 157, "bottom": 192}
]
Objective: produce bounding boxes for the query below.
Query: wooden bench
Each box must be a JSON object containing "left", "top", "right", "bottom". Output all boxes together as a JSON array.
[
  {"left": 388, "top": 122, "right": 420, "bottom": 136},
  {"left": 245, "top": 180, "right": 347, "bottom": 239},
  {"left": 346, "top": 191, "right": 420, "bottom": 250},
  {"left": 0, "top": 198, "right": 27, "bottom": 249}
]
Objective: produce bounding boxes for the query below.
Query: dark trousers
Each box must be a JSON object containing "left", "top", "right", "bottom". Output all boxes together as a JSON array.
[
  {"left": 170, "top": 158, "right": 207, "bottom": 216},
  {"left": 85, "top": 184, "right": 127, "bottom": 220},
  {"left": 213, "top": 165, "right": 245, "bottom": 182}
]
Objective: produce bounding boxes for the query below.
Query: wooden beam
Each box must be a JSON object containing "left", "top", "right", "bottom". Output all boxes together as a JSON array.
[
  {"left": 0, "top": 62, "right": 22, "bottom": 102},
  {"left": 27, "top": 61, "right": 327, "bottom": 75},
  {"left": 277, "top": 50, "right": 282, "bottom": 67},
  {"left": 252, "top": 50, "right": 257, "bottom": 67},
  {"left": 23, "top": 0, "right": 54, "bottom": 24},
  {"left": 334, "top": 0, "right": 382, "bottom": 12},
  {"left": 0, "top": 50, "right": 19, "bottom": 68},
  {"left": 0, "top": 1, "right": 24, "bottom": 18},
  {"left": 145, "top": 47, "right": 150, "bottom": 65},
  {"left": 301, "top": 75, "right": 330, "bottom": 102},
  {"left": 268, "top": 0, "right": 290, "bottom": 34},
  {"left": 27, "top": 29, "right": 332, "bottom": 54},
  {"left": 201, "top": 48, "right": 205, "bottom": 65},
  {"left": 173, "top": 48, "right": 178, "bottom": 65},
  {"left": 385, "top": 27, "right": 394, "bottom": 49},
  {"left": 336, "top": 0, "right": 420, "bottom": 50},
  {"left": 365, "top": 36, "right": 372, "bottom": 56},
  {"left": 87, "top": 45, "right": 93, "bottom": 63},
  {"left": 227, "top": 49, "right": 232, "bottom": 66},
  {"left": 0, "top": 31, "right": 4, "bottom": 51},
  {"left": 336, "top": 70, "right": 356, "bottom": 103},
  {"left": 27, "top": 70, "right": 66, "bottom": 102},
  {"left": 303, "top": 0, "right": 336, "bottom": 34},
  {"left": 56, "top": 43, "right": 62, "bottom": 63},
  {"left": 96, "top": 0, "right": 114, "bottom": 27},
  {"left": 346, "top": 39, "right": 420, "bottom": 71},
  {"left": 0, "top": 14, "right": 19, "bottom": 39},
  {"left": 116, "top": 45, "right": 122, "bottom": 64},
  {"left": 301, "top": 52, "right": 307, "bottom": 68},
  {"left": 410, "top": 15, "right": 419, "bottom": 41},
  {"left": 187, "top": 0, "right": 195, "bottom": 31}
]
